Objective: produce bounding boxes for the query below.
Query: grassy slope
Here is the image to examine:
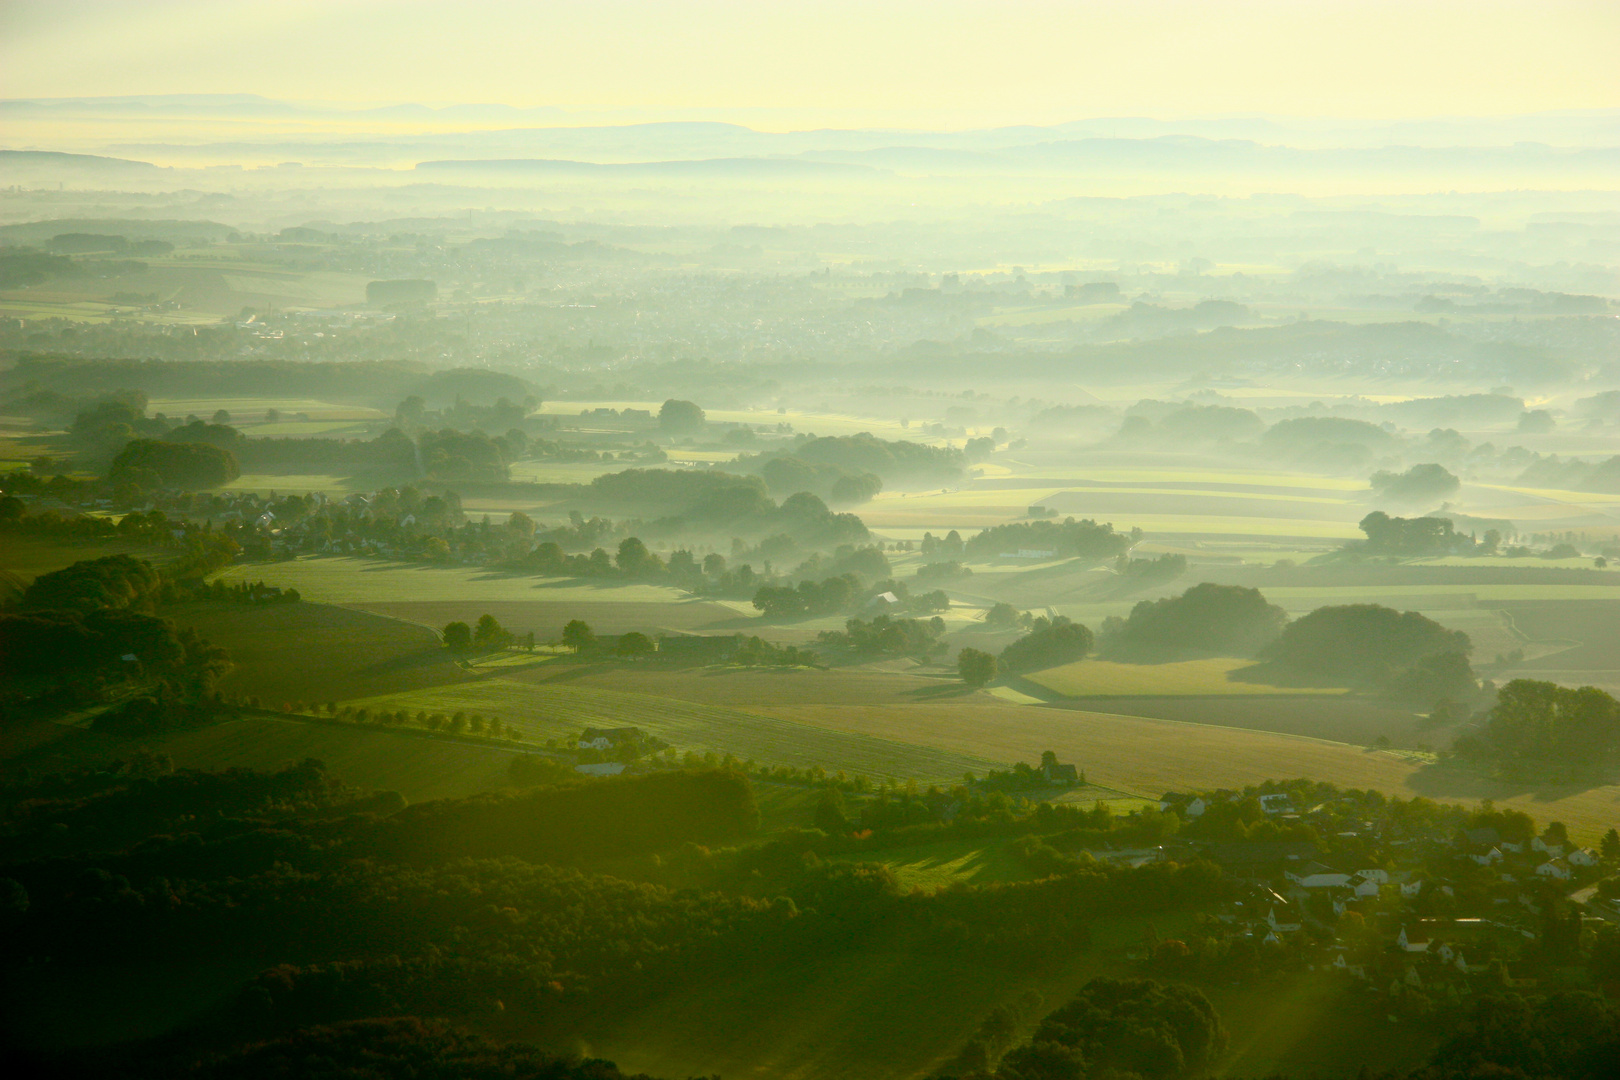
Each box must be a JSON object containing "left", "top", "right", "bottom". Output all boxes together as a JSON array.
[
  {"left": 344, "top": 673, "right": 1003, "bottom": 782},
  {"left": 165, "top": 600, "right": 475, "bottom": 704}
]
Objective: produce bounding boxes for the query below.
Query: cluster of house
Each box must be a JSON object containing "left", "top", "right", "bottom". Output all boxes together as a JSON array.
[
  {"left": 1154, "top": 788, "right": 1612, "bottom": 1006},
  {"left": 1458, "top": 824, "right": 1602, "bottom": 881}
]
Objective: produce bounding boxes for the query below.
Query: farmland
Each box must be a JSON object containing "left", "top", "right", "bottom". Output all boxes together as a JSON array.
[
  {"left": 342, "top": 674, "right": 1005, "bottom": 782},
  {"left": 163, "top": 600, "right": 475, "bottom": 703},
  {"left": 749, "top": 700, "right": 1620, "bottom": 842},
  {"left": 6, "top": 715, "right": 526, "bottom": 803},
  {"left": 1023, "top": 656, "right": 1348, "bottom": 697}
]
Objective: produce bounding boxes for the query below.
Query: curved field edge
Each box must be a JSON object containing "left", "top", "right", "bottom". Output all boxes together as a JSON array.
[{"left": 747, "top": 701, "right": 1620, "bottom": 842}]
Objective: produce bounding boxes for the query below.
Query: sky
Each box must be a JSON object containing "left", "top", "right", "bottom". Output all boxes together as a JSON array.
[{"left": 2, "top": 0, "right": 1618, "bottom": 128}]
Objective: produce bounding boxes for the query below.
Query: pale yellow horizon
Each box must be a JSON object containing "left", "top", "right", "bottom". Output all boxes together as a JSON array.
[{"left": 2, "top": 0, "right": 1618, "bottom": 131}]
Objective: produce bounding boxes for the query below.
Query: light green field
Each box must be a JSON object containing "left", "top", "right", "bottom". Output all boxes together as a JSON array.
[
  {"left": 147, "top": 398, "right": 386, "bottom": 420},
  {"left": 345, "top": 674, "right": 1003, "bottom": 782},
  {"left": 993, "top": 464, "right": 1368, "bottom": 490},
  {"left": 214, "top": 556, "right": 695, "bottom": 606},
  {"left": 539, "top": 400, "right": 935, "bottom": 441},
  {"left": 1262, "top": 583, "right": 1620, "bottom": 602},
  {"left": 222, "top": 474, "right": 364, "bottom": 496},
  {"left": 231, "top": 420, "right": 374, "bottom": 437},
  {"left": 977, "top": 302, "right": 1129, "bottom": 327},
  {"left": 1025, "top": 657, "right": 1348, "bottom": 697},
  {"left": 506, "top": 459, "right": 625, "bottom": 484},
  {"left": 833, "top": 836, "right": 1032, "bottom": 889}
]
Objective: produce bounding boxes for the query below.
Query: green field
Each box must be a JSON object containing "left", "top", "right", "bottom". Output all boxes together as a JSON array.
[
  {"left": 1025, "top": 656, "right": 1349, "bottom": 697},
  {"left": 345, "top": 674, "right": 1005, "bottom": 782},
  {"left": 3, "top": 715, "right": 524, "bottom": 804},
  {"left": 213, "top": 556, "right": 697, "bottom": 606}
]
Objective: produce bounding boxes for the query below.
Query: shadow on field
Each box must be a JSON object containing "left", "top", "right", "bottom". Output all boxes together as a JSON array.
[
  {"left": 352, "top": 646, "right": 470, "bottom": 681},
  {"left": 902, "top": 681, "right": 984, "bottom": 701},
  {"left": 1403, "top": 757, "right": 1620, "bottom": 807},
  {"left": 1224, "top": 660, "right": 1348, "bottom": 690}
]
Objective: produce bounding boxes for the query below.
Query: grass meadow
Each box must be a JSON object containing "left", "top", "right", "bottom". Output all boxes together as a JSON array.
[{"left": 1024, "top": 656, "right": 1349, "bottom": 697}]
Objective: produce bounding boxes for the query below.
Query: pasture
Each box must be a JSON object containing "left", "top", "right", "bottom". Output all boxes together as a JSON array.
[
  {"left": 0, "top": 536, "right": 168, "bottom": 583},
  {"left": 1, "top": 715, "right": 524, "bottom": 804},
  {"left": 165, "top": 600, "right": 474, "bottom": 704},
  {"left": 342, "top": 673, "right": 1002, "bottom": 782},
  {"left": 211, "top": 556, "right": 697, "bottom": 607},
  {"left": 1024, "top": 657, "right": 1348, "bottom": 697},
  {"left": 748, "top": 700, "right": 1620, "bottom": 842}
]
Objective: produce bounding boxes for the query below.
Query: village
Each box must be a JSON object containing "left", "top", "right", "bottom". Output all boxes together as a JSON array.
[{"left": 1150, "top": 784, "right": 1620, "bottom": 1013}]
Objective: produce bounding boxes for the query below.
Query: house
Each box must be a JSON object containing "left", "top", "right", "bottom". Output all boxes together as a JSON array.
[
  {"left": 1568, "top": 847, "right": 1600, "bottom": 868},
  {"left": 1258, "top": 793, "right": 1294, "bottom": 815},
  {"left": 1535, "top": 859, "right": 1571, "bottom": 881},
  {"left": 1356, "top": 869, "right": 1390, "bottom": 884},
  {"left": 1397, "top": 926, "right": 1432, "bottom": 953},
  {"left": 1286, "top": 862, "right": 1352, "bottom": 889},
  {"left": 580, "top": 726, "right": 643, "bottom": 746},
  {"left": 1471, "top": 846, "right": 1504, "bottom": 866},
  {"left": 1354, "top": 878, "right": 1381, "bottom": 898},
  {"left": 1266, "top": 906, "right": 1302, "bottom": 933},
  {"left": 1157, "top": 794, "right": 1207, "bottom": 817},
  {"left": 1400, "top": 878, "right": 1425, "bottom": 898},
  {"left": 1532, "top": 832, "right": 1566, "bottom": 857},
  {"left": 1042, "top": 761, "right": 1079, "bottom": 783},
  {"left": 1331, "top": 953, "right": 1368, "bottom": 979},
  {"left": 866, "top": 591, "right": 902, "bottom": 610}
]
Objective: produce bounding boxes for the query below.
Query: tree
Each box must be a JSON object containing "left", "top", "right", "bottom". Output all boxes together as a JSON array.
[
  {"left": 1602, "top": 827, "right": 1620, "bottom": 863},
  {"left": 111, "top": 439, "right": 240, "bottom": 489},
  {"left": 1368, "top": 463, "right": 1461, "bottom": 504},
  {"left": 658, "top": 398, "right": 706, "bottom": 434},
  {"left": 1000, "top": 616, "right": 1095, "bottom": 674},
  {"left": 442, "top": 621, "right": 471, "bottom": 651},
  {"left": 212, "top": 408, "right": 232, "bottom": 424},
  {"left": 957, "top": 647, "right": 998, "bottom": 687},
  {"left": 1267, "top": 603, "right": 1471, "bottom": 682},
  {"left": 814, "top": 788, "right": 849, "bottom": 834},
  {"left": 1105, "top": 582, "right": 1287, "bottom": 658},
  {"left": 616, "top": 536, "right": 657, "bottom": 575},
  {"left": 473, "top": 613, "right": 509, "bottom": 649},
  {"left": 616, "top": 631, "right": 654, "bottom": 658},
  {"left": 985, "top": 601, "right": 1023, "bottom": 628},
  {"left": 562, "top": 619, "right": 596, "bottom": 653}
]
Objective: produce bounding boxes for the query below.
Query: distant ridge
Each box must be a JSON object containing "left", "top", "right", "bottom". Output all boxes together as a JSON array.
[
  {"left": 0, "top": 149, "right": 161, "bottom": 171},
  {"left": 414, "top": 157, "right": 875, "bottom": 176}
]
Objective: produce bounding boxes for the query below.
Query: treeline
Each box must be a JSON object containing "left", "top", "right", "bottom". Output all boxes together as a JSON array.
[
  {"left": 964, "top": 518, "right": 1135, "bottom": 560},
  {"left": 732, "top": 431, "right": 965, "bottom": 496},
  {"left": 0, "top": 553, "right": 235, "bottom": 728},
  {"left": 1459, "top": 679, "right": 1620, "bottom": 764},
  {"left": 5, "top": 354, "right": 435, "bottom": 403}
]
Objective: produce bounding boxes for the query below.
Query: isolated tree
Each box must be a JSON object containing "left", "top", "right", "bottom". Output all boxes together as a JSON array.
[
  {"left": 212, "top": 408, "right": 232, "bottom": 424},
  {"left": 562, "top": 619, "right": 596, "bottom": 653},
  {"left": 1602, "top": 827, "right": 1620, "bottom": 863},
  {"left": 984, "top": 601, "right": 1023, "bottom": 628},
  {"left": 658, "top": 398, "right": 706, "bottom": 434},
  {"left": 616, "top": 631, "right": 654, "bottom": 658},
  {"left": 957, "top": 647, "right": 998, "bottom": 687},
  {"left": 442, "top": 621, "right": 471, "bottom": 651}
]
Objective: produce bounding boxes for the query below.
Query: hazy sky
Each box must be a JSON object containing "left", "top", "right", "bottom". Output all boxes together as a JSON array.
[{"left": 3, "top": 0, "right": 1617, "bottom": 127}]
